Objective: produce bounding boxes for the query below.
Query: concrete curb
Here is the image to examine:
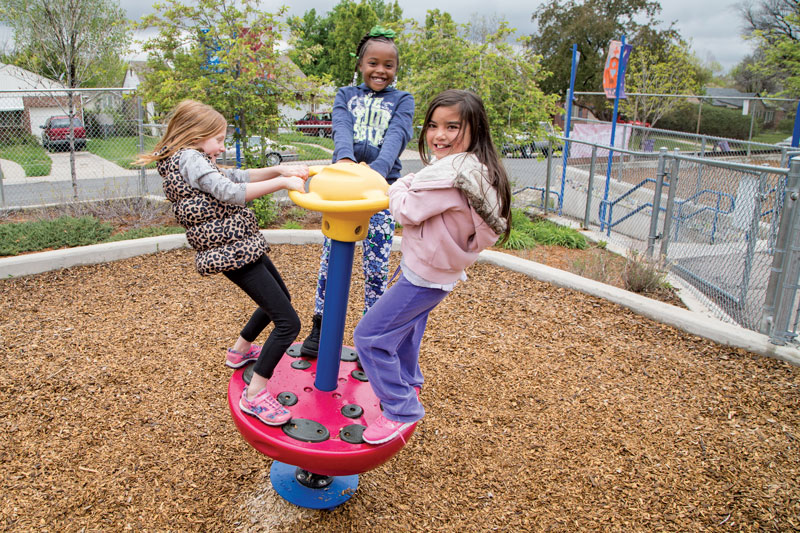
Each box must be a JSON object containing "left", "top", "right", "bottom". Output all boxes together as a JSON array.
[{"left": 2, "top": 229, "right": 797, "bottom": 366}]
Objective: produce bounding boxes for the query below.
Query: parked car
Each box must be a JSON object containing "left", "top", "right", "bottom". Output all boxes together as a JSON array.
[
  {"left": 40, "top": 115, "right": 86, "bottom": 151},
  {"left": 217, "top": 136, "right": 298, "bottom": 167},
  {"left": 501, "top": 122, "right": 563, "bottom": 158},
  {"left": 294, "top": 111, "right": 332, "bottom": 137}
]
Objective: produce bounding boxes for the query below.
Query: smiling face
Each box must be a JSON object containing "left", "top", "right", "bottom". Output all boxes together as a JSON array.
[
  {"left": 197, "top": 126, "right": 227, "bottom": 158},
  {"left": 358, "top": 40, "right": 398, "bottom": 92},
  {"left": 425, "top": 104, "right": 471, "bottom": 159}
]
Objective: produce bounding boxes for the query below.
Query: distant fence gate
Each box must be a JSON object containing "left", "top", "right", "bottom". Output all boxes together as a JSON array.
[{"left": 509, "top": 126, "right": 800, "bottom": 345}]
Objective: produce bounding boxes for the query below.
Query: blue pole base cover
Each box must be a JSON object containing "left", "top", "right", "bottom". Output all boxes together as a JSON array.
[{"left": 270, "top": 461, "right": 359, "bottom": 510}]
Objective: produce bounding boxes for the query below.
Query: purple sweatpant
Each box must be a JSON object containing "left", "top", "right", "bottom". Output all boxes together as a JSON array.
[{"left": 353, "top": 274, "right": 449, "bottom": 423}]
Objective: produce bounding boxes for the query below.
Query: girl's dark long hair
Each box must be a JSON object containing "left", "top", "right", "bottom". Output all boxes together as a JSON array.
[{"left": 418, "top": 89, "right": 512, "bottom": 243}]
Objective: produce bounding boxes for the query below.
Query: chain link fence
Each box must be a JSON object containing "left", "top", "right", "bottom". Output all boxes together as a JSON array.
[
  {"left": 4, "top": 87, "right": 800, "bottom": 343},
  {"left": 509, "top": 125, "right": 797, "bottom": 341},
  {"left": 0, "top": 88, "right": 158, "bottom": 209}
]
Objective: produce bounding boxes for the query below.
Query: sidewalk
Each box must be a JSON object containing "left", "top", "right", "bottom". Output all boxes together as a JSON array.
[{"left": 1, "top": 151, "right": 137, "bottom": 185}]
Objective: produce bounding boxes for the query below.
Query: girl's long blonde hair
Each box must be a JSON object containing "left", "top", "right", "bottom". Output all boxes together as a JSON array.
[{"left": 135, "top": 100, "right": 226, "bottom": 165}]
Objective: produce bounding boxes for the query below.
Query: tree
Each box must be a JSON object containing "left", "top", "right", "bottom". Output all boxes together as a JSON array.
[
  {"left": 0, "top": 0, "right": 131, "bottom": 199},
  {"left": 528, "top": 0, "right": 676, "bottom": 120},
  {"left": 138, "top": 0, "right": 321, "bottom": 157},
  {"left": 620, "top": 38, "right": 705, "bottom": 130},
  {"left": 399, "top": 11, "right": 558, "bottom": 148},
  {"left": 742, "top": 0, "right": 800, "bottom": 96},
  {"left": 288, "top": 0, "right": 403, "bottom": 87}
]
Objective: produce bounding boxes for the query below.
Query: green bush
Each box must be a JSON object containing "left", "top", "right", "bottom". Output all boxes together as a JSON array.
[
  {"left": 658, "top": 102, "right": 756, "bottom": 140},
  {"left": 280, "top": 220, "right": 303, "bottom": 229},
  {"left": 104, "top": 225, "right": 184, "bottom": 242},
  {"left": 499, "top": 209, "right": 587, "bottom": 250},
  {"left": 249, "top": 195, "right": 279, "bottom": 228},
  {"left": 0, "top": 216, "right": 113, "bottom": 256}
]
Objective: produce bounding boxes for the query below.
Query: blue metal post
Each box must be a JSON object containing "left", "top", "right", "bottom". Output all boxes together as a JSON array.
[
  {"left": 560, "top": 44, "right": 579, "bottom": 215},
  {"left": 234, "top": 113, "right": 242, "bottom": 168},
  {"left": 600, "top": 35, "right": 626, "bottom": 234},
  {"left": 314, "top": 239, "right": 355, "bottom": 391},
  {"left": 792, "top": 100, "right": 800, "bottom": 148}
]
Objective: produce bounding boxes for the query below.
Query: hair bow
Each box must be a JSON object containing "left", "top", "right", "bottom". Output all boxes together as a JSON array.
[{"left": 369, "top": 25, "right": 396, "bottom": 39}]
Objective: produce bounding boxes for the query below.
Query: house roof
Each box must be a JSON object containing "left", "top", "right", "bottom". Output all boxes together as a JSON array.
[
  {"left": 0, "top": 62, "right": 68, "bottom": 92},
  {"left": 704, "top": 87, "right": 759, "bottom": 109}
]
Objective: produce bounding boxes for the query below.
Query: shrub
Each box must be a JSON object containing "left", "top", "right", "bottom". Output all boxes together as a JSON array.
[
  {"left": 250, "top": 195, "right": 279, "bottom": 228},
  {"left": 0, "top": 216, "right": 113, "bottom": 256},
  {"left": 621, "top": 251, "right": 670, "bottom": 293},
  {"left": 659, "top": 102, "right": 755, "bottom": 140},
  {"left": 104, "top": 225, "right": 184, "bottom": 242},
  {"left": 501, "top": 228, "right": 537, "bottom": 250}
]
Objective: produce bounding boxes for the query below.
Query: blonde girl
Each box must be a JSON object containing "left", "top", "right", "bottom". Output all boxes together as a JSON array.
[{"left": 138, "top": 99, "right": 309, "bottom": 427}]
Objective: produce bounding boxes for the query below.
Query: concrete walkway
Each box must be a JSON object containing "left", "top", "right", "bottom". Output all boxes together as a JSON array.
[
  {"left": 1, "top": 229, "right": 797, "bottom": 367},
  {"left": 1, "top": 151, "right": 137, "bottom": 184}
]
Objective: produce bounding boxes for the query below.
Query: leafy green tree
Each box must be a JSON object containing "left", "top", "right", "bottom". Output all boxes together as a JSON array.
[
  {"left": 743, "top": 1, "right": 800, "bottom": 96},
  {"left": 287, "top": 9, "right": 333, "bottom": 78},
  {"left": 399, "top": 11, "right": 558, "bottom": 147},
  {"left": 138, "top": 0, "right": 321, "bottom": 144},
  {"left": 0, "top": 0, "right": 131, "bottom": 199},
  {"left": 620, "top": 38, "right": 704, "bottom": 129},
  {"left": 327, "top": 1, "right": 379, "bottom": 87},
  {"left": 528, "top": 0, "right": 676, "bottom": 120},
  {"left": 288, "top": 0, "right": 403, "bottom": 87}
]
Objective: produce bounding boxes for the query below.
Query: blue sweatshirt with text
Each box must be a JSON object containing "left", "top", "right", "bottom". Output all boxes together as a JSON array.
[{"left": 331, "top": 84, "right": 414, "bottom": 183}]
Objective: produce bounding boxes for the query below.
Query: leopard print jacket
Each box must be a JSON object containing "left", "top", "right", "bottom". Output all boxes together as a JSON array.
[{"left": 158, "top": 149, "right": 269, "bottom": 275}]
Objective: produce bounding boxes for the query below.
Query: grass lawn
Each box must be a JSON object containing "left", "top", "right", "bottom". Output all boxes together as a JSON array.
[
  {"left": 0, "top": 143, "right": 52, "bottom": 177},
  {"left": 86, "top": 136, "right": 159, "bottom": 169},
  {"left": 752, "top": 131, "right": 792, "bottom": 145}
]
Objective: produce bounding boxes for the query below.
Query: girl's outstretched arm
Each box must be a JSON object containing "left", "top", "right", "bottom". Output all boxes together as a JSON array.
[
  {"left": 248, "top": 164, "right": 309, "bottom": 183},
  {"left": 245, "top": 176, "right": 305, "bottom": 201}
]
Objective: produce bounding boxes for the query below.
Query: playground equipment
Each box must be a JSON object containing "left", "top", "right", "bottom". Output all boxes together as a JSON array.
[{"left": 227, "top": 162, "right": 416, "bottom": 509}]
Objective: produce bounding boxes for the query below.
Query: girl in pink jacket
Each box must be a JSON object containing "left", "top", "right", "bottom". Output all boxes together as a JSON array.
[{"left": 354, "top": 89, "right": 512, "bottom": 444}]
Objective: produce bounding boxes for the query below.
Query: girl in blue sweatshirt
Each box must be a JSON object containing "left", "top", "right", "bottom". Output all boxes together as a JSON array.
[{"left": 300, "top": 26, "right": 415, "bottom": 356}]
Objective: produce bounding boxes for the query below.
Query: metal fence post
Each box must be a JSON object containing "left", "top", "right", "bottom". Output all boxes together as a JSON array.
[
  {"left": 137, "top": 96, "right": 147, "bottom": 196},
  {"left": 544, "top": 145, "right": 552, "bottom": 214},
  {"left": 647, "top": 147, "right": 668, "bottom": 258},
  {"left": 761, "top": 158, "right": 800, "bottom": 342},
  {"left": 0, "top": 161, "right": 5, "bottom": 209},
  {"left": 583, "top": 145, "right": 597, "bottom": 229},
  {"left": 659, "top": 149, "right": 680, "bottom": 260}
]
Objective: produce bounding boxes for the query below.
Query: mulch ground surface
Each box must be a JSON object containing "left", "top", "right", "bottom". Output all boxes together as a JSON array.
[{"left": 2, "top": 245, "right": 799, "bottom": 532}]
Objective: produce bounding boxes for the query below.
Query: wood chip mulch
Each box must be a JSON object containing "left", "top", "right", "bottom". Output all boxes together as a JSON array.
[{"left": 1, "top": 245, "right": 798, "bottom": 532}]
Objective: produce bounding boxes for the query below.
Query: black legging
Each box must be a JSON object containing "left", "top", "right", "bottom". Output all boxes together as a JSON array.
[{"left": 223, "top": 255, "right": 301, "bottom": 379}]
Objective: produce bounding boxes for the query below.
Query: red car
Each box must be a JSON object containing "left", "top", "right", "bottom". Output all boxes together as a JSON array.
[
  {"left": 294, "top": 111, "right": 332, "bottom": 137},
  {"left": 41, "top": 115, "right": 87, "bottom": 151}
]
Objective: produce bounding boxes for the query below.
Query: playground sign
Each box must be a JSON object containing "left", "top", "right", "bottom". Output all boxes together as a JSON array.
[{"left": 603, "top": 40, "right": 633, "bottom": 99}]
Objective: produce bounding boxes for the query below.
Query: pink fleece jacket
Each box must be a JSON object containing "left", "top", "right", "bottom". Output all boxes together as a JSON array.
[{"left": 388, "top": 153, "right": 507, "bottom": 284}]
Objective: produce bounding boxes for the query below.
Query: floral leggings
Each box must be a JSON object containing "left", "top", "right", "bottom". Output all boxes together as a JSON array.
[{"left": 313, "top": 209, "right": 395, "bottom": 315}]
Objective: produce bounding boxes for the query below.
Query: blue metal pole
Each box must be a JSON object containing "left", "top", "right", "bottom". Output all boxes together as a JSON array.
[
  {"left": 792, "top": 100, "right": 800, "bottom": 148},
  {"left": 560, "top": 44, "right": 579, "bottom": 215},
  {"left": 600, "top": 35, "right": 626, "bottom": 234},
  {"left": 234, "top": 113, "right": 242, "bottom": 169},
  {"left": 314, "top": 239, "right": 355, "bottom": 391}
]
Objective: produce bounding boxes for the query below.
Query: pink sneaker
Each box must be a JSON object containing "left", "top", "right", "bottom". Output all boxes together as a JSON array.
[
  {"left": 226, "top": 344, "right": 261, "bottom": 368},
  {"left": 239, "top": 387, "right": 291, "bottom": 426},
  {"left": 362, "top": 415, "right": 415, "bottom": 445}
]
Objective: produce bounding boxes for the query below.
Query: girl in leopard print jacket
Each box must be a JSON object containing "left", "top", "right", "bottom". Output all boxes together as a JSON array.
[{"left": 137, "top": 100, "right": 308, "bottom": 427}]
